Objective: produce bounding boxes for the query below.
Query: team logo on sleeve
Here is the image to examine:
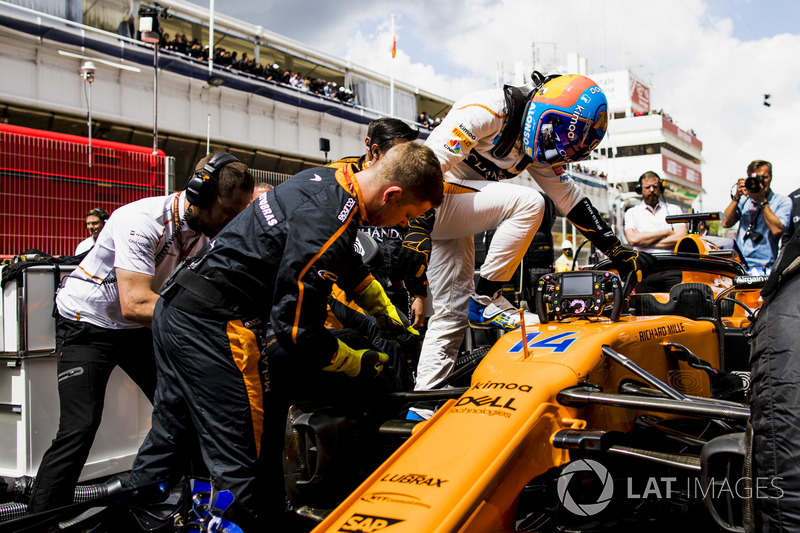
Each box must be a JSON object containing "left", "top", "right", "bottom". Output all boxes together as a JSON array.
[
  {"left": 451, "top": 125, "right": 475, "bottom": 150},
  {"left": 338, "top": 197, "right": 356, "bottom": 222},
  {"left": 317, "top": 270, "right": 338, "bottom": 283},
  {"left": 258, "top": 194, "right": 278, "bottom": 226},
  {"left": 445, "top": 139, "right": 464, "bottom": 154}
]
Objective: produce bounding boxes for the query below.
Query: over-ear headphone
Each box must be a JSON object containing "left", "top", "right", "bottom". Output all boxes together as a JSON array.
[
  {"left": 635, "top": 171, "right": 666, "bottom": 195},
  {"left": 185, "top": 152, "right": 240, "bottom": 207}
]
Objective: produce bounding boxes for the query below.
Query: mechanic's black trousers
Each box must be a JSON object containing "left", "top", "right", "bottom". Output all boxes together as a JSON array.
[
  {"left": 130, "top": 299, "right": 270, "bottom": 531},
  {"left": 750, "top": 273, "right": 800, "bottom": 532},
  {"left": 28, "top": 318, "right": 155, "bottom": 513}
]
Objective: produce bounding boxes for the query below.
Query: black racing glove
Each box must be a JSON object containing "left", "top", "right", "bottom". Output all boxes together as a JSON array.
[
  {"left": 397, "top": 209, "right": 435, "bottom": 279},
  {"left": 607, "top": 243, "right": 656, "bottom": 283},
  {"left": 323, "top": 339, "right": 389, "bottom": 378}
]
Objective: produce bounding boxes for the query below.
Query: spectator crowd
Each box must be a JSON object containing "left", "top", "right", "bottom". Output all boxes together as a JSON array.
[{"left": 157, "top": 32, "right": 355, "bottom": 104}]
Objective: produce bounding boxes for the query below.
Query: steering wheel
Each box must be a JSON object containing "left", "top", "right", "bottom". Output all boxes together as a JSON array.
[{"left": 593, "top": 252, "right": 747, "bottom": 297}]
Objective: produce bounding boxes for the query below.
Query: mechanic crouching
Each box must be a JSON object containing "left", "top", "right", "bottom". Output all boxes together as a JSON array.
[{"left": 129, "top": 142, "right": 443, "bottom": 531}]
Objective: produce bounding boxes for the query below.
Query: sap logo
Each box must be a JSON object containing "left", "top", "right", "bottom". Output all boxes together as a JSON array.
[
  {"left": 337, "top": 514, "right": 403, "bottom": 532},
  {"left": 455, "top": 395, "right": 517, "bottom": 411},
  {"left": 338, "top": 197, "right": 356, "bottom": 223}
]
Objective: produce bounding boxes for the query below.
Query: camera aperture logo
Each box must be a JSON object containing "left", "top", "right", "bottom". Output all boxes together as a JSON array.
[{"left": 557, "top": 459, "right": 614, "bottom": 516}]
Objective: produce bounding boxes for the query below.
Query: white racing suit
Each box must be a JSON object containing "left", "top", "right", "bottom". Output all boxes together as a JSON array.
[{"left": 415, "top": 88, "right": 588, "bottom": 391}]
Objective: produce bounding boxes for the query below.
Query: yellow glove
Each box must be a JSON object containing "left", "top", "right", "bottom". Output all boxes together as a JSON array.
[
  {"left": 323, "top": 338, "right": 389, "bottom": 378},
  {"left": 356, "top": 279, "right": 419, "bottom": 341}
]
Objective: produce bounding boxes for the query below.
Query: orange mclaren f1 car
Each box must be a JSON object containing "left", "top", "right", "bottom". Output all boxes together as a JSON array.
[{"left": 290, "top": 213, "right": 762, "bottom": 533}]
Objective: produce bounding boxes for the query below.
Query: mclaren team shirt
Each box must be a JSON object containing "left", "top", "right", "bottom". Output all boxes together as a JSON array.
[{"left": 56, "top": 191, "right": 207, "bottom": 329}]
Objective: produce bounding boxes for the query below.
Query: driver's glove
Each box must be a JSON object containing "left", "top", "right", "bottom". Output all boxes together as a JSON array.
[
  {"left": 323, "top": 338, "right": 389, "bottom": 378},
  {"left": 607, "top": 244, "right": 655, "bottom": 283},
  {"left": 356, "top": 279, "right": 419, "bottom": 341}
]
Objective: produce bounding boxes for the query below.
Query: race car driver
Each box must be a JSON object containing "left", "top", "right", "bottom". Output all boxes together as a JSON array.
[
  {"left": 129, "top": 142, "right": 443, "bottom": 531},
  {"left": 412, "top": 73, "right": 654, "bottom": 411}
]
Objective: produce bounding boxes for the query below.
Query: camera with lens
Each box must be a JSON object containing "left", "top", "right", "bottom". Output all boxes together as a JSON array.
[{"left": 744, "top": 173, "right": 765, "bottom": 193}]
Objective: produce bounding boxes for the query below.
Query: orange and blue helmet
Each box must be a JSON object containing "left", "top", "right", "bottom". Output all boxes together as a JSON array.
[{"left": 522, "top": 74, "right": 608, "bottom": 166}]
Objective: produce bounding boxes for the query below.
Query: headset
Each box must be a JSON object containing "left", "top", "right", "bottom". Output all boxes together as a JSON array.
[
  {"left": 185, "top": 152, "right": 240, "bottom": 207},
  {"left": 635, "top": 171, "right": 666, "bottom": 196}
]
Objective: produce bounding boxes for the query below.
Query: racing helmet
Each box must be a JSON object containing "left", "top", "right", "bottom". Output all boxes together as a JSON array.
[{"left": 522, "top": 74, "right": 608, "bottom": 166}]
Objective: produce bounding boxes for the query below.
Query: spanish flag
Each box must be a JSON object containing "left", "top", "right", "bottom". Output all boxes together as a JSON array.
[{"left": 392, "top": 33, "right": 396, "bottom": 58}]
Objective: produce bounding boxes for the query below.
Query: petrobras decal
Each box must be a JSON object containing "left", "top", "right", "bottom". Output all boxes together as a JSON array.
[
  {"left": 450, "top": 125, "right": 475, "bottom": 150},
  {"left": 522, "top": 103, "right": 536, "bottom": 157},
  {"left": 337, "top": 197, "right": 356, "bottom": 223},
  {"left": 259, "top": 193, "right": 277, "bottom": 226}
]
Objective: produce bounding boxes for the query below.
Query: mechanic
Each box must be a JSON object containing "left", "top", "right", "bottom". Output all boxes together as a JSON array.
[
  {"left": 750, "top": 224, "right": 800, "bottom": 531},
  {"left": 411, "top": 73, "right": 654, "bottom": 412},
  {"left": 555, "top": 239, "right": 576, "bottom": 272},
  {"left": 326, "top": 117, "right": 430, "bottom": 327},
  {"left": 75, "top": 207, "right": 109, "bottom": 255},
  {"left": 722, "top": 159, "right": 791, "bottom": 275},
  {"left": 128, "top": 142, "right": 443, "bottom": 531},
  {"left": 27, "top": 153, "right": 254, "bottom": 514},
  {"left": 623, "top": 170, "right": 686, "bottom": 292}
]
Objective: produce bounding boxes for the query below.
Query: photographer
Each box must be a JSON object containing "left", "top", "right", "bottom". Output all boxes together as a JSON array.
[{"left": 722, "top": 159, "right": 791, "bottom": 275}]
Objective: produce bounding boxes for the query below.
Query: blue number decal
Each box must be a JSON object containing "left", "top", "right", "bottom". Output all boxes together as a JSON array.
[{"left": 509, "top": 331, "right": 578, "bottom": 354}]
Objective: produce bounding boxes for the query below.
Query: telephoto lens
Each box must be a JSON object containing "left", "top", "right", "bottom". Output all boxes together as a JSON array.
[{"left": 744, "top": 174, "right": 764, "bottom": 193}]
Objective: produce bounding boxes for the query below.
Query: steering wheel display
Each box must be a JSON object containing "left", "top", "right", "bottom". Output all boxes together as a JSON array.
[{"left": 535, "top": 270, "right": 623, "bottom": 323}]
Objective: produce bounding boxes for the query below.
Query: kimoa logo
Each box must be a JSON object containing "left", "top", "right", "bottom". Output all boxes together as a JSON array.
[
  {"left": 556, "top": 459, "right": 614, "bottom": 516},
  {"left": 337, "top": 514, "right": 404, "bottom": 532}
]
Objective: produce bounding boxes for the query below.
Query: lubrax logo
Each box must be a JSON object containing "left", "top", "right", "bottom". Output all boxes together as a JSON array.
[
  {"left": 380, "top": 473, "right": 448, "bottom": 487},
  {"left": 337, "top": 514, "right": 403, "bottom": 532}
]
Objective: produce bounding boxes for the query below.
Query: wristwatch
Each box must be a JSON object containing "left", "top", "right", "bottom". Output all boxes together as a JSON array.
[{"left": 758, "top": 201, "right": 769, "bottom": 209}]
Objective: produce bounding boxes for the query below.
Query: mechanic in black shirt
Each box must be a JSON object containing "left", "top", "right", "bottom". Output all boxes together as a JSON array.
[
  {"left": 129, "top": 142, "right": 443, "bottom": 531},
  {"left": 327, "top": 117, "right": 430, "bottom": 326}
]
